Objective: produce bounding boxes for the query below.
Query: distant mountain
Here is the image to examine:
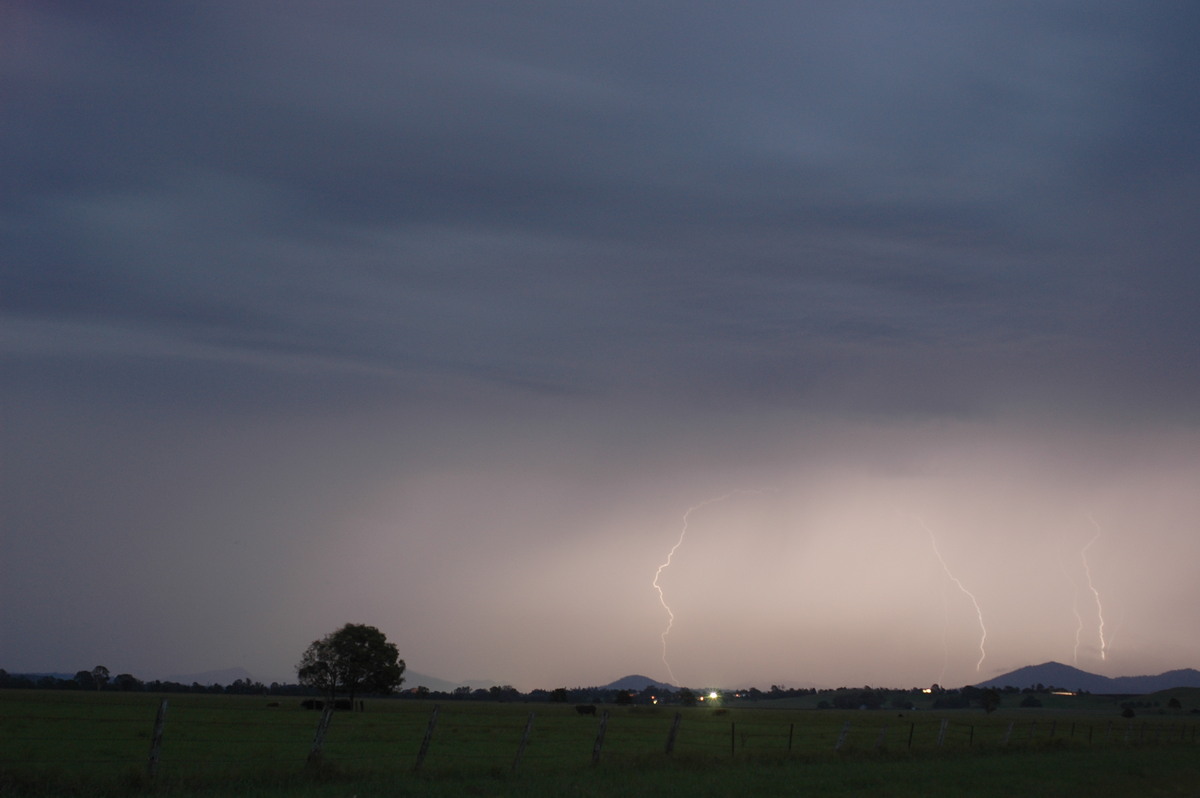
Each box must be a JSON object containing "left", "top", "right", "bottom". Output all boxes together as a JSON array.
[
  {"left": 402, "top": 671, "right": 478, "bottom": 692},
  {"left": 975, "top": 662, "right": 1104, "bottom": 692},
  {"left": 976, "top": 662, "right": 1200, "bottom": 694},
  {"left": 165, "top": 667, "right": 256, "bottom": 686},
  {"left": 602, "top": 674, "right": 676, "bottom": 692},
  {"left": 1109, "top": 669, "right": 1200, "bottom": 694}
]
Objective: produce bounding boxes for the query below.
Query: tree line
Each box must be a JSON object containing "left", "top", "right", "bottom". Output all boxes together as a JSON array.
[
  {"left": 0, "top": 667, "right": 311, "bottom": 696},
  {"left": 0, "top": 623, "right": 1107, "bottom": 711},
  {"left": 0, "top": 665, "right": 1042, "bottom": 712}
]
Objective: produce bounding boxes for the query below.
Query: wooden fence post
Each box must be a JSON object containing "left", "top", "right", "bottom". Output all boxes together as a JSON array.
[
  {"left": 665, "top": 712, "right": 682, "bottom": 754},
  {"left": 307, "top": 706, "right": 334, "bottom": 766},
  {"left": 146, "top": 699, "right": 168, "bottom": 778},
  {"left": 730, "top": 722, "right": 736, "bottom": 757},
  {"left": 936, "top": 718, "right": 948, "bottom": 747},
  {"left": 907, "top": 722, "right": 915, "bottom": 750},
  {"left": 1003, "top": 721, "right": 1014, "bottom": 746},
  {"left": 874, "top": 726, "right": 888, "bottom": 751},
  {"left": 592, "top": 710, "right": 609, "bottom": 764},
  {"left": 788, "top": 722, "right": 795, "bottom": 752},
  {"left": 413, "top": 705, "right": 439, "bottom": 772},
  {"left": 512, "top": 712, "right": 535, "bottom": 772},
  {"left": 834, "top": 721, "right": 850, "bottom": 751}
]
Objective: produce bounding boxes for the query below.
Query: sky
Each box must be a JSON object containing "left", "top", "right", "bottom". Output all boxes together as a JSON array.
[{"left": 3, "top": 2, "right": 1199, "bottom": 693}]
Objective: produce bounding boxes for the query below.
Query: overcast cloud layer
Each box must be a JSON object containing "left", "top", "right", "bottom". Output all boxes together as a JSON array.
[{"left": 3, "top": 2, "right": 1199, "bottom": 691}]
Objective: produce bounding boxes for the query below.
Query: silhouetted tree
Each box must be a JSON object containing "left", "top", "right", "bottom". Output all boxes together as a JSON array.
[
  {"left": 297, "top": 623, "right": 405, "bottom": 706},
  {"left": 113, "top": 673, "right": 142, "bottom": 691},
  {"left": 489, "top": 684, "right": 520, "bottom": 701}
]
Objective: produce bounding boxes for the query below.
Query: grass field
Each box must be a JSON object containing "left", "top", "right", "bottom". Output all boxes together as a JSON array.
[{"left": 2, "top": 690, "right": 1198, "bottom": 796}]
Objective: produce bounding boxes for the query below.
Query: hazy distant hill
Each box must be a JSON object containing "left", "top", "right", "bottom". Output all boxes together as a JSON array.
[
  {"left": 165, "top": 667, "right": 256, "bottom": 686},
  {"left": 402, "top": 672, "right": 489, "bottom": 692},
  {"left": 976, "top": 662, "right": 1200, "bottom": 693},
  {"left": 601, "top": 674, "right": 676, "bottom": 692},
  {"left": 1106, "top": 668, "right": 1200, "bottom": 693}
]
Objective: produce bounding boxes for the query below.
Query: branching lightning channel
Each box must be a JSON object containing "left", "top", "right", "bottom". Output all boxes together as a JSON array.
[
  {"left": 1083, "top": 515, "right": 1107, "bottom": 661},
  {"left": 938, "top": 579, "right": 950, "bottom": 685},
  {"left": 653, "top": 489, "right": 762, "bottom": 686},
  {"left": 1070, "top": 570, "right": 1085, "bottom": 666},
  {"left": 919, "top": 518, "right": 988, "bottom": 672}
]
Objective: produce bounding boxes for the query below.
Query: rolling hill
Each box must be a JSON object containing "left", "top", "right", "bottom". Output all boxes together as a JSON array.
[
  {"left": 601, "top": 674, "right": 676, "bottom": 692},
  {"left": 976, "top": 662, "right": 1200, "bottom": 694}
]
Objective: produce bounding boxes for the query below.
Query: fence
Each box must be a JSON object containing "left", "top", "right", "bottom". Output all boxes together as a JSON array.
[{"left": 1, "top": 692, "right": 1197, "bottom": 784}]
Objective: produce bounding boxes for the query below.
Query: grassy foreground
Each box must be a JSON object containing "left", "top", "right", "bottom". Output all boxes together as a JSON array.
[{"left": 1, "top": 691, "right": 1197, "bottom": 797}]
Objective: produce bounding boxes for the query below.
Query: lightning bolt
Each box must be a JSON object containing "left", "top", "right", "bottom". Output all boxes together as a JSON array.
[
  {"left": 918, "top": 517, "right": 987, "bottom": 672},
  {"left": 653, "top": 489, "right": 763, "bottom": 686},
  {"left": 1083, "top": 515, "right": 1107, "bottom": 661},
  {"left": 1070, "top": 570, "right": 1085, "bottom": 666},
  {"left": 1061, "top": 542, "right": 1085, "bottom": 666},
  {"left": 938, "top": 579, "right": 950, "bottom": 685}
]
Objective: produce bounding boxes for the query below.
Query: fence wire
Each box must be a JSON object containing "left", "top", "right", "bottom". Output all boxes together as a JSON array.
[{"left": 2, "top": 695, "right": 1197, "bottom": 779}]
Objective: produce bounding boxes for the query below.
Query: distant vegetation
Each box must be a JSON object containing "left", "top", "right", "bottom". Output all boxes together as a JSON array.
[
  {"left": 3, "top": 667, "right": 1196, "bottom": 717},
  {"left": 7, "top": 645, "right": 1198, "bottom": 717}
]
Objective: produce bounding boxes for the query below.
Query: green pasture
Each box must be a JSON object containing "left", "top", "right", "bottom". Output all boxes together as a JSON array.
[{"left": 1, "top": 690, "right": 1197, "bottom": 796}]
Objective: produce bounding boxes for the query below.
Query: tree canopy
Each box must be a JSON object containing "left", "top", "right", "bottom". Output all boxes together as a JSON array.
[{"left": 296, "top": 623, "right": 405, "bottom": 703}]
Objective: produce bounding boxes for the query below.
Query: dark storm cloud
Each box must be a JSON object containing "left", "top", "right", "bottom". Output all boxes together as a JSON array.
[
  {"left": 6, "top": 2, "right": 1197, "bottom": 415},
  {"left": 4, "top": 2, "right": 1200, "bottom": 688}
]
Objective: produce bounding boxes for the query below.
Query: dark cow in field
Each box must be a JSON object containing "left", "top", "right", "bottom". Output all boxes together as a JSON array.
[
  {"left": 575, "top": 704, "right": 597, "bottom": 715},
  {"left": 300, "top": 698, "right": 355, "bottom": 711}
]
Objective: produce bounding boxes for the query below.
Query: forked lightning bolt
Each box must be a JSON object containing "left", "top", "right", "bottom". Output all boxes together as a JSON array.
[
  {"left": 918, "top": 518, "right": 988, "bottom": 672},
  {"left": 653, "top": 490, "right": 762, "bottom": 686},
  {"left": 1070, "top": 570, "right": 1085, "bottom": 666},
  {"left": 1083, "top": 515, "right": 1107, "bottom": 661}
]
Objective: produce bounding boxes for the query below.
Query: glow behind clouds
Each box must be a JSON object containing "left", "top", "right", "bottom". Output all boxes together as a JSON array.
[{"left": 2, "top": 3, "right": 1199, "bottom": 691}]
